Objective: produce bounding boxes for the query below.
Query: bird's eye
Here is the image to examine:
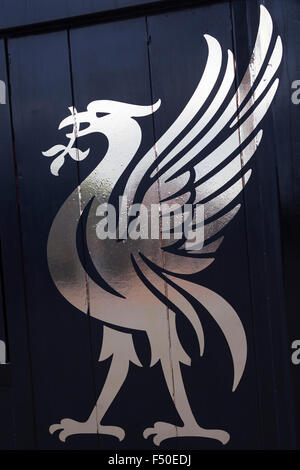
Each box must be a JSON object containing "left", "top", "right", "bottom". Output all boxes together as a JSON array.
[{"left": 96, "top": 112, "right": 109, "bottom": 118}]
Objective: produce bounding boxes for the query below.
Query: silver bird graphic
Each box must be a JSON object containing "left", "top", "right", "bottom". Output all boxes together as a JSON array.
[{"left": 43, "top": 5, "right": 282, "bottom": 445}]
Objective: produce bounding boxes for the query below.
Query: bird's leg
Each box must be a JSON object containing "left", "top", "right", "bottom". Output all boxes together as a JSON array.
[
  {"left": 50, "top": 327, "right": 140, "bottom": 442},
  {"left": 144, "top": 315, "right": 230, "bottom": 446}
]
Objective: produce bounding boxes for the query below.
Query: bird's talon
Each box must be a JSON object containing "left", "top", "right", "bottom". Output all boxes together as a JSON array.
[
  {"left": 143, "top": 421, "right": 230, "bottom": 446},
  {"left": 58, "top": 431, "right": 67, "bottom": 443},
  {"left": 143, "top": 421, "right": 177, "bottom": 445},
  {"left": 143, "top": 427, "right": 155, "bottom": 439},
  {"left": 49, "top": 418, "right": 126, "bottom": 442},
  {"left": 49, "top": 423, "right": 62, "bottom": 435}
]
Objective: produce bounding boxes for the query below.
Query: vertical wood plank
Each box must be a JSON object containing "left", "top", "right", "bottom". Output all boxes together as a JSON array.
[
  {"left": 265, "top": 0, "right": 299, "bottom": 447},
  {"left": 230, "top": 0, "right": 295, "bottom": 448},
  {"left": 147, "top": 3, "right": 263, "bottom": 449},
  {"left": 0, "top": 38, "right": 36, "bottom": 449},
  {"left": 7, "top": 31, "right": 98, "bottom": 449},
  {"left": 69, "top": 17, "right": 167, "bottom": 450},
  {"left": 0, "top": 237, "right": 14, "bottom": 449},
  {"left": 0, "top": 388, "right": 14, "bottom": 449}
]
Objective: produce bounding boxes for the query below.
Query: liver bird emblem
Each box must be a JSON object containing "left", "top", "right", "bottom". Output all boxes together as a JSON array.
[{"left": 43, "top": 5, "right": 282, "bottom": 446}]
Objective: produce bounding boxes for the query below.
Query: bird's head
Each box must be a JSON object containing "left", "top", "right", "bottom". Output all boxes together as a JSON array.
[{"left": 43, "top": 99, "right": 161, "bottom": 176}]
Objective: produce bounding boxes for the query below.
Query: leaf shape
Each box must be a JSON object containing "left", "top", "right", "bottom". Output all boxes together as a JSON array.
[
  {"left": 42, "top": 144, "right": 66, "bottom": 157},
  {"left": 50, "top": 154, "right": 65, "bottom": 176}
]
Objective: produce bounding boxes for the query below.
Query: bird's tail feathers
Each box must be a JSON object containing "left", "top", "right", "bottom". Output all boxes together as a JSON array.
[{"left": 164, "top": 273, "right": 247, "bottom": 392}]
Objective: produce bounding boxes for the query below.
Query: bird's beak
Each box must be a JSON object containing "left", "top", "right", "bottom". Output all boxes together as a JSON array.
[
  {"left": 58, "top": 114, "right": 74, "bottom": 130},
  {"left": 59, "top": 108, "right": 92, "bottom": 140}
]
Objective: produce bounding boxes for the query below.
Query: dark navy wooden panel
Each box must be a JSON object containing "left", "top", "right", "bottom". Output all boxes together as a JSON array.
[
  {"left": 266, "top": 0, "right": 300, "bottom": 448},
  {"left": 0, "top": 0, "right": 222, "bottom": 32},
  {"left": 0, "top": 387, "right": 14, "bottom": 449},
  {"left": 0, "top": 0, "right": 159, "bottom": 30},
  {"left": 147, "top": 2, "right": 262, "bottom": 450},
  {"left": 230, "top": 0, "right": 295, "bottom": 449},
  {"left": 0, "top": 39, "right": 35, "bottom": 448},
  {"left": 0, "top": 236, "right": 14, "bottom": 449},
  {"left": 0, "top": 0, "right": 296, "bottom": 450},
  {"left": 69, "top": 17, "right": 160, "bottom": 450},
  {"left": 7, "top": 31, "right": 99, "bottom": 449}
]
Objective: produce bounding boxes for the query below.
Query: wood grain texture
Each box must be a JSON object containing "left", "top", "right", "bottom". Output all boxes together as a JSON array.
[
  {"left": 147, "top": 2, "right": 262, "bottom": 449},
  {"left": 0, "top": 0, "right": 296, "bottom": 450},
  {"left": 231, "top": 0, "right": 295, "bottom": 449},
  {"left": 0, "top": 0, "right": 224, "bottom": 33},
  {"left": 7, "top": 30, "right": 98, "bottom": 449},
  {"left": 266, "top": 0, "right": 300, "bottom": 448},
  {"left": 0, "top": 38, "right": 36, "bottom": 448},
  {"left": 69, "top": 16, "right": 163, "bottom": 450}
]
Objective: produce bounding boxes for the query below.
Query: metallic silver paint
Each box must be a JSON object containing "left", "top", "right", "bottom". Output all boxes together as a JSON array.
[{"left": 45, "top": 5, "right": 281, "bottom": 446}]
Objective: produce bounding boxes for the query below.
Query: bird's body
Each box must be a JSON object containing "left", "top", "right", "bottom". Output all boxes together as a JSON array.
[{"left": 45, "top": 5, "right": 282, "bottom": 445}]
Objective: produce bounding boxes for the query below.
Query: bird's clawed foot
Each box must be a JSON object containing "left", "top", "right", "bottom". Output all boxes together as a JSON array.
[
  {"left": 49, "top": 418, "right": 125, "bottom": 442},
  {"left": 143, "top": 421, "right": 177, "bottom": 446},
  {"left": 143, "top": 421, "right": 230, "bottom": 446}
]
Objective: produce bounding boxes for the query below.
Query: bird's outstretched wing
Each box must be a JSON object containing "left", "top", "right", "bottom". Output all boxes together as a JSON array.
[
  {"left": 124, "top": 5, "right": 282, "bottom": 390},
  {"left": 125, "top": 5, "right": 282, "bottom": 273}
]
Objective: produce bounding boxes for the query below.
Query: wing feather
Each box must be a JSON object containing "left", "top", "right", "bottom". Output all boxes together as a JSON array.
[
  {"left": 194, "top": 130, "right": 262, "bottom": 203},
  {"left": 123, "top": 32, "right": 225, "bottom": 204},
  {"left": 166, "top": 77, "right": 279, "bottom": 185},
  {"left": 182, "top": 204, "right": 241, "bottom": 251},
  {"left": 156, "top": 6, "right": 277, "bottom": 189},
  {"left": 153, "top": 34, "right": 223, "bottom": 158},
  {"left": 230, "top": 35, "right": 283, "bottom": 127},
  {"left": 152, "top": 48, "right": 236, "bottom": 180},
  {"left": 153, "top": 7, "right": 281, "bottom": 254},
  {"left": 204, "top": 170, "right": 251, "bottom": 220},
  {"left": 122, "top": 7, "right": 281, "bottom": 259}
]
